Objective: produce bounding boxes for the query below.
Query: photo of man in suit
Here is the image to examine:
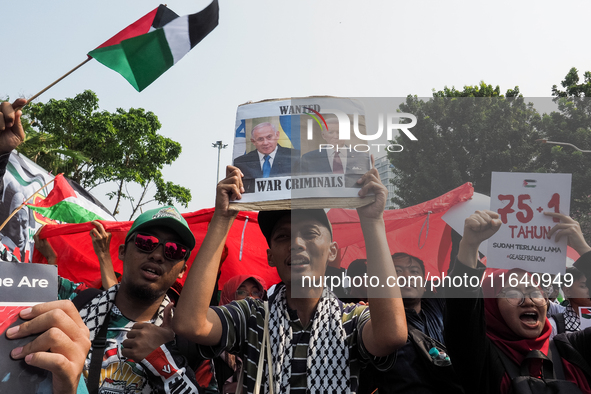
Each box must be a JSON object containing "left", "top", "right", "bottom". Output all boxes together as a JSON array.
[
  {"left": 301, "top": 115, "right": 370, "bottom": 187},
  {"left": 233, "top": 122, "right": 300, "bottom": 193}
]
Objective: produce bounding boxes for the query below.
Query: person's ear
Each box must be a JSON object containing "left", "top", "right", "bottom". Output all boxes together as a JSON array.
[
  {"left": 177, "top": 263, "right": 187, "bottom": 279},
  {"left": 327, "top": 241, "right": 338, "bottom": 264},
  {"left": 267, "top": 249, "right": 276, "bottom": 268},
  {"left": 118, "top": 244, "right": 126, "bottom": 261}
]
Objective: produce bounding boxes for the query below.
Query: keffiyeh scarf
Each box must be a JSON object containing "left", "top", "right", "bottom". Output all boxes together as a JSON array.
[
  {"left": 78, "top": 284, "right": 170, "bottom": 363},
  {"left": 265, "top": 286, "right": 350, "bottom": 393},
  {"left": 563, "top": 301, "right": 581, "bottom": 332}
]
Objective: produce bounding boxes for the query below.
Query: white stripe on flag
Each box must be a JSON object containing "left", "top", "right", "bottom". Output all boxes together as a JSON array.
[
  {"left": 162, "top": 15, "right": 191, "bottom": 64},
  {"left": 62, "top": 196, "right": 108, "bottom": 220}
]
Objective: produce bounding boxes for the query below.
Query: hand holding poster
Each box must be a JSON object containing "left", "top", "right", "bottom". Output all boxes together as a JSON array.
[
  {"left": 487, "top": 172, "right": 572, "bottom": 274},
  {"left": 230, "top": 97, "right": 375, "bottom": 210},
  {"left": 0, "top": 262, "right": 58, "bottom": 392}
]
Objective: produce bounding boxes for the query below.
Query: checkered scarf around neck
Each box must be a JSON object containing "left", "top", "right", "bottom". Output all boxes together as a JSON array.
[
  {"left": 78, "top": 284, "right": 170, "bottom": 363},
  {"left": 563, "top": 301, "right": 581, "bottom": 332},
  {"left": 266, "top": 285, "right": 350, "bottom": 394}
]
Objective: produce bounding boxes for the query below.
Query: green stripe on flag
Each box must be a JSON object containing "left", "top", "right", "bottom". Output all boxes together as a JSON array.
[
  {"left": 29, "top": 201, "right": 104, "bottom": 223},
  {"left": 89, "top": 29, "right": 174, "bottom": 91}
]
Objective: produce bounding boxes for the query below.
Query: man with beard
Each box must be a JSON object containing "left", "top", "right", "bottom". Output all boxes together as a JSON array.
[{"left": 58, "top": 206, "right": 200, "bottom": 394}]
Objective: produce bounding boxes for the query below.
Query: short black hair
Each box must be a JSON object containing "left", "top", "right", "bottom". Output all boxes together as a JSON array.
[
  {"left": 391, "top": 252, "right": 425, "bottom": 277},
  {"left": 258, "top": 209, "right": 332, "bottom": 247},
  {"left": 564, "top": 267, "right": 586, "bottom": 288},
  {"left": 347, "top": 259, "right": 367, "bottom": 277}
]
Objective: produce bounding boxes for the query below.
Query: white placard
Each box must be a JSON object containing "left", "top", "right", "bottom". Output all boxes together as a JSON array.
[
  {"left": 487, "top": 172, "right": 571, "bottom": 274},
  {"left": 442, "top": 192, "right": 491, "bottom": 256}
]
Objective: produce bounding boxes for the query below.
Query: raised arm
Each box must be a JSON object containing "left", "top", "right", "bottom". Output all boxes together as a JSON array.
[
  {"left": 34, "top": 226, "right": 58, "bottom": 266},
  {"left": 546, "top": 212, "right": 591, "bottom": 284},
  {"left": 172, "top": 166, "right": 243, "bottom": 345},
  {"left": 0, "top": 99, "right": 27, "bottom": 154},
  {"left": 457, "top": 210, "right": 502, "bottom": 268},
  {"left": 90, "top": 221, "right": 118, "bottom": 289},
  {"left": 356, "top": 167, "right": 407, "bottom": 357},
  {"left": 0, "top": 99, "right": 27, "bottom": 190}
]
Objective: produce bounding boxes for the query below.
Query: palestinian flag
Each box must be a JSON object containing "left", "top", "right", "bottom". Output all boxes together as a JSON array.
[
  {"left": 27, "top": 174, "right": 107, "bottom": 223},
  {"left": 88, "top": 1, "right": 219, "bottom": 91}
]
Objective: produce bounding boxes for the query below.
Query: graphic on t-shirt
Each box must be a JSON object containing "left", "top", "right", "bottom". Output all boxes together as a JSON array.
[{"left": 89, "top": 311, "right": 150, "bottom": 394}]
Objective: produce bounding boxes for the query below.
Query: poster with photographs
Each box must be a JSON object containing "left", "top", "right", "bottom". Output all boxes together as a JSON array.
[
  {"left": 0, "top": 153, "right": 55, "bottom": 263},
  {"left": 230, "top": 97, "right": 374, "bottom": 210},
  {"left": 0, "top": 152, "right": 115, "bottom": 263}
]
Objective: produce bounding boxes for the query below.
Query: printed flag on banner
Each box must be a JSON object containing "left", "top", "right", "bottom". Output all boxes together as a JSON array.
[
  {"left": 26, "top": 174, "right": 108, "bottom": 223},
  {"left": 88, "top": 1, "right": 219, "bottom": 91},
  {"left": 580, "top": 307, "right": 591, "bottom": 330},
  {"left": 1, "top": 152, "right": 114, "bottom": 263}
]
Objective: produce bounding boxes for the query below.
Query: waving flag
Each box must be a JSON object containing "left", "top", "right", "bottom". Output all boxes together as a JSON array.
[
  {"left": 88, "top": 1, "right": 219, "bottom": 91},
  {"left": 27, "top": 174, "right": 108, "bottom": 223}
]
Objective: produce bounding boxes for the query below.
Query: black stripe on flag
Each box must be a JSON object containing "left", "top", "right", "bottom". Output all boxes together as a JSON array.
[
  {"left": 153, "top": 4, "right": 180, "bottom": 29},
  {"left": 188, "top": 0, "right": 220, "bottom": 48}
]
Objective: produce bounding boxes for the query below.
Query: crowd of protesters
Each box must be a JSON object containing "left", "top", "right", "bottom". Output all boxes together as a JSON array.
[{"left": 4, "top": 98, "right": 591, "bottom": 394}]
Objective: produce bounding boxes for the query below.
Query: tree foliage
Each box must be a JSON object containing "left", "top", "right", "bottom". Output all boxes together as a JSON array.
[
  {"left": 389, "top": 82, "right": 542, "bottom": 207},
  {"left": 546, "top": 67, "right": 591, "bottom": 234},
  {"left": 18, "top": 90, "right": 191, "bottom": 219},
  {"left": 388, "top": 74, "right": 591, "bottom": 238}
]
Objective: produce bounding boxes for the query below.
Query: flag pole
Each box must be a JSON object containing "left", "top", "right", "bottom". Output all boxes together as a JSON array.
[
  {"left": 26, "top": 58, "right": 92, "bottom": 104},
  {"left": 0, "top": 177, "right": 56, "bottom": 233}
]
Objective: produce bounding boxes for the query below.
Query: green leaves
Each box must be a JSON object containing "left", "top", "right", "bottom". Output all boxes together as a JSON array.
[
  {"left": 389, "top": 85, "right": 541, "bottom": 208},
  {"left": 388, "top": 70, "right": 591, "bottom": 240},
  {"left": 17, "top": 90, "right": 191, "bottom": 219}
]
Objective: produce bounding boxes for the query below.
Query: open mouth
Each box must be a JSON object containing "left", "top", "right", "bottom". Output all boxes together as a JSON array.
[
  {"left": 519, "top": 311, "right": 539, "bottom": 327},
  {"left": 287, "top": 256, "right": 309, "bottom": 267},
  {"left": 141, "top": 265, "right": 163, "bottom": 279}
]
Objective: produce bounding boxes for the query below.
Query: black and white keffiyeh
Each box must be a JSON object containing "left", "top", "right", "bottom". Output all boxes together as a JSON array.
[
  {"left": 563, "top": 301, "right": 581, "bottom": 332},
  {"left": 78, "top": 284, "right": 171, "bottom": 363},
  {"left": 265, "top": 286, "right": 350, "bottom": 394}
]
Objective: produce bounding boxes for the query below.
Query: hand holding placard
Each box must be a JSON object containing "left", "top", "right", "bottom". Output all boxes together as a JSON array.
[
  {"left": 545, "top": 212, "right": 591, "bottom": 256},
  {"left": 488, "top": 172, "right": 572, "bottom": 274}
]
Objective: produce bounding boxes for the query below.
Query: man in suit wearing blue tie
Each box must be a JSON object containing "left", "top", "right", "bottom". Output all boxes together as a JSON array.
[
  {"left": 301, "top": 116, "right": 370, "bottom": 188},
  {"left": 234, "top": 122, "right": 300, "bottom": 193}
]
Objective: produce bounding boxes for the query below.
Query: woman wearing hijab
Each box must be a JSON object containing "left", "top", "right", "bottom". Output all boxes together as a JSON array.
[
  {"left": 220, "top": 275, "right": 266, "bottom": 305},
  {"left": 217, "top": 275, "right": 267, "bottom": 393},
  {"left": 445, "top": 210, "right": 591, "bottom": 394}
]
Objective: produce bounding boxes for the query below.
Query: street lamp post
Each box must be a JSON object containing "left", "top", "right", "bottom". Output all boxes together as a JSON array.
[
  {"left": 537, "top": 139, "right": 591, "bottom": 153},
  {"left": 212, "top": 140, "right": 228, "bottom": 184}
]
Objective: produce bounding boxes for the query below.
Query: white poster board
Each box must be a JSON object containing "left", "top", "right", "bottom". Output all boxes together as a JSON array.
[
  {"left": 442, "top": 192, "right": 491, "bottom": 256},
  {"left": 487, "top": 172, "right": 572, "bottom": 274}
]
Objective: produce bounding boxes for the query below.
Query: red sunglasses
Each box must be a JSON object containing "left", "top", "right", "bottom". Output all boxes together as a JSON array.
[{"left": 134, "top": 233, "right": 189, "bottom": 261}]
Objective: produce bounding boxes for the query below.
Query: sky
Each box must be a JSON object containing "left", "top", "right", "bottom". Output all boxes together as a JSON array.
[{"left": 3, "top": 0, "right": 591, "bottom": 220}]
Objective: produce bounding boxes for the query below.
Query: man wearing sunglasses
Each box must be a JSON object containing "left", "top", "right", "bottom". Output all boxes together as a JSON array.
[{"left": 57, "top": 205, "right": 201, "bottom": 394}]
